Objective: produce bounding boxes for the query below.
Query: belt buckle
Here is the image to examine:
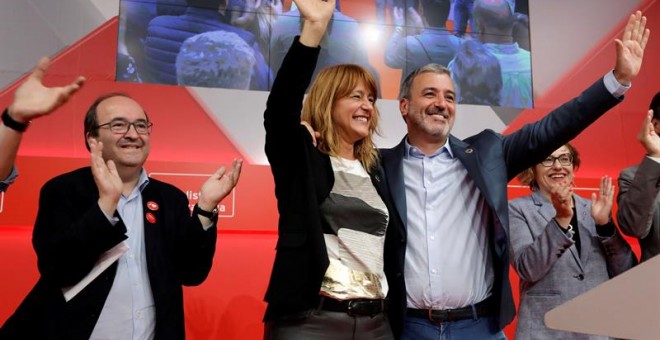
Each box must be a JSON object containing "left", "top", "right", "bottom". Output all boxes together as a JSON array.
[
  {"left": 428, "top": 309, "right": 448, "bottom": 323},
  {"left": 348, "top": 300, "right": 382, "bottom": 317}
]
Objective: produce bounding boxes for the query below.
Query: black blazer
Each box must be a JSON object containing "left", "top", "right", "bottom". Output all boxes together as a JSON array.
[
  {"left": 0, "top": 167, "right": 217, "bottom": 339},
  {"left": 381, "top": 78, "right": 621, "bottom": 338},
  {"left": 262, "top": 38, "right": 398, "bottom": 321}
]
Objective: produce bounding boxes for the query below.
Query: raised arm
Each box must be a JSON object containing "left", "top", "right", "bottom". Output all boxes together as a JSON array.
[
  {"left": 0, "top": 57, "right": 85, "bottom": 182},
  {"left": 503, "top": 11, "right": 650, "bottom": 179},
  {"left": 263, "top": 0, "right": 335, "bottom": 172}
]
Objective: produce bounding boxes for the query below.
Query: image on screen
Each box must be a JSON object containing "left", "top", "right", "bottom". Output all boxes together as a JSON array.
[{"left": 117, "top": 0, "right": 532, "bottom": 108}]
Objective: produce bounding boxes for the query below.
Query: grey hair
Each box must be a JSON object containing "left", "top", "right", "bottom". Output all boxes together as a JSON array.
[{"left": 398, "top": 63, "right": 452, "bottom": 100}]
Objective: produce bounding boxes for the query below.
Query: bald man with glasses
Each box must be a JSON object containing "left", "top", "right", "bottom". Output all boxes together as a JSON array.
[{"left": 1, "top": 88, "right": 242, "bottom": 339}]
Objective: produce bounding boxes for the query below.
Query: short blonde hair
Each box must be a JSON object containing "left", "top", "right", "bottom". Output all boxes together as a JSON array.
[{"left": 302, "top": 64, "right": 381, "bottom": 171}]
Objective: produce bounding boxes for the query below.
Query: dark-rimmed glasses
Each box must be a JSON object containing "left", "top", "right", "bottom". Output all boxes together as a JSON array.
[
  {"left": 540, "top": 153, "right": 573, "bottom": 167},
  {"left": 95, "top": 119, "right": 153, "bottom": 135}
]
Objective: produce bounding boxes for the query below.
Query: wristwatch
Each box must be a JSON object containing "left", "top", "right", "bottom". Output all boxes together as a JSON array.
[
  {"left": 193, "top": 204, "right": 218, "bottom": 222},
  {"left": 2, "top": 109, "right": 29, "bottom": 132}
]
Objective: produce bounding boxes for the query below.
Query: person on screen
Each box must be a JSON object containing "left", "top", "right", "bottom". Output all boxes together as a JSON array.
[
  {"left": 380, "top": 10, "right": 649, "bottom": 339},
  {"left": 0, "top": 57, "right": 84, "bottom": 192},
  {"left": 262, "top": 0, "right": 397, "bottom": 337},
  {"left": 617, "top": 92, "right": 660, "bottom": 262},
  {"left": 0, "top": 92, "right": 242, "bottom": 339},
  {"left": 143, "top": 0, "right": 272, "bottom": 90},
  {"left": 448, "top": 38, "right": 502, "bottom": 106},
  {"left": 509, "top": 144, "right": 635, "bottom": 339},
  {"left": 228, "top": 0, "right": 283, "bottom": 61},
  {"left": 176, "top": 30, "right": 257, "bottom": 89},
  {"left": 269, "top": 0, "right": 381, "bottom": 95},
  {"left": 472, "top": 0, "right": 532, "bottom": 108},
  {"left": 512, "top": 12, "right": 530, "bottom": 51},
  {"left": 384, "top": 0, "right": 461, "bottom": 83}
]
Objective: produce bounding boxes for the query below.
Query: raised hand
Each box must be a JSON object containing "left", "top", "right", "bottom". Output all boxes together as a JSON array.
[
  {"left": 637, "top": 110, "right": 660, "bottom": 157},
  {"left": 613, "top": 10, "right": 651, "bottom": 84},
  {"left": 296, "top": 0, "right": 336, "bottom": 46},
  {"left": 295, "top": 0, "right": 335, "bottom": 24},
  {"left": 406, "top": 6, "right": 424, "bottom": 34},
  {"left": 591, "top": 176, "right": 614, "bottom": 225},
  {"left": 197, "top": 159, "right": 243, "bottom": 212},
  {"left": 392, "top": 6, "right": 405, "bottom": 27},
  {"left": 550, "top": 180, "right": 574, "bottom": 229},
  {"left": 8, "top": 57, "right": 85, "bottom": 123},
  {"left": 89, "top": 139, "right": 122, "bottom": 216}
]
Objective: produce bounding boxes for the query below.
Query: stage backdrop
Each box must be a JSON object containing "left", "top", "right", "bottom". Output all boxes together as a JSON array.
[{"left": 1, "top": 0, "right": 659, "bottom": 338}]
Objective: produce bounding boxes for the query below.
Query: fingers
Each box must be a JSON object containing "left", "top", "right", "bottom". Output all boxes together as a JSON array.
[
  {"left": 640, "top": 27, "right": 650, "bottom": 51},
  {"left": 229, "top": 159, "right": 243, "bottom": 182},
  {"left": 60, "top": 76, "right": 86, "bottom": 100},
  {"left": 212, "top": 165, "right": 228, "bottom": 180},
  {"left": 300, "top": 121, "right": 319, "bottom": 146},
  {"left": 106, "top": 159, "right": 118, "bottom": 177},
  {"left": 30, "top": 57, "right": 50, "bottom": 82},
  {"left": 628, "top": 11, "right": 640, "bottom": 42}
]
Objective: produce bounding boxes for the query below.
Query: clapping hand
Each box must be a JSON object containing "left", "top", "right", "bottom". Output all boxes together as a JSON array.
[
  {"left": 550, "top": 180, "right": 574, "bottom": 229},
  {"left": 590, "top": 176, "right": 614, "bottom": 226},
  {"left": 89, "top": 139, "right": 122, "bottom": 216},
  {"left": 197, "top": 159, "right": 243, "bottom": 213},
  {"left": 637, "top": 110, "right": 660, "bottom": 157}
]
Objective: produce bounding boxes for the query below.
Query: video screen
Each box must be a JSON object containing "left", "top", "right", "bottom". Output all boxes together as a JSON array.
[{"left": 117, "top": 0, "right": 532, "bottom": 108}]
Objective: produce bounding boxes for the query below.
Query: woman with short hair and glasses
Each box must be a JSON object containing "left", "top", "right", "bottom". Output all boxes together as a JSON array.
[{"left": 508, "top": 143, "right": 636, "bottom": 339}]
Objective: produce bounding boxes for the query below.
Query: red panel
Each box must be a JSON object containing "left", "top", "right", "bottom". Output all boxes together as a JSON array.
[{"left": 505, "top": 0, "right": 660, "bottom": 180}]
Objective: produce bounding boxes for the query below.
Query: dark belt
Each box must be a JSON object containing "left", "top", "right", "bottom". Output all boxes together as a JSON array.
[
  {"left": 319, "top": 297, "right": 387, "bottom": 316},
  {"left": 406, "top": 297, "right": 495, "bottom": 323}
]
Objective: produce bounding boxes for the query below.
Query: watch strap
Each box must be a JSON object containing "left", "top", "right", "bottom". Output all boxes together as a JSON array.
[
  {"left": 2, "top": 109, "right": 29, "bottom": 132},
  {"left": 193, "top": 203, "right": 218, "bottom": 222}
]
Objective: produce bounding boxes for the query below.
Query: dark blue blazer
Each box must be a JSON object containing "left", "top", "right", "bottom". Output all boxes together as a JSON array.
[{"left": 380, "top": 78, "right": 621, "bottom": 338}]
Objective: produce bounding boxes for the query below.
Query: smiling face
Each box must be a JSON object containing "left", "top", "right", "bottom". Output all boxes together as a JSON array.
[
  {"left": 534, "top": 145, "right": 575, "bottom": 196},
  {"left": 401, "top": 72, "right": 456, "bottom": 152},
  {"left": 87, "top": 95, "right": 150, "bottom": 170},
  {"left": 332, "top": 81, "right": 375, "bottom": 147}
]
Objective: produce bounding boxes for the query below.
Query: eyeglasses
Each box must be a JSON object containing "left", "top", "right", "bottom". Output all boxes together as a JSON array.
[
  {"left": 540, "top": 153, "right": 573, "bottom": 167},
  {"left": 95, "top": 119, "right": 153, "bottom": 135}
]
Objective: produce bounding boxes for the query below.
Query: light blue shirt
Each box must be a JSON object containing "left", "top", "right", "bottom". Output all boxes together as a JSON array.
[
  {"left": 91, "top": 170, "right": 155, "bottom": 340},
  {"left": 403, "top": 140, "right": 493, "bottom": 309}
]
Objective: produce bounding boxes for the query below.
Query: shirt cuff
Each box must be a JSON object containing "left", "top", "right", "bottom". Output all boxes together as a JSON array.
[
  {"left": 0, "top": 166, "right": 18, "bottom": 192},
  {"left": 603, "top": 70, "right": 630, "bottom": 98},
  {"left": 202, "top": 221, "right": 214, "bottom": 231},
  {"left": 101, "top": 208, "right": 120, "bottom": 226}
]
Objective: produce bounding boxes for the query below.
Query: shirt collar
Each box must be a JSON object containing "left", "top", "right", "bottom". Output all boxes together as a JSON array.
[
  {"left": 404, "top": 138, "right": 454, "bottom": 159},
  {"left": 137, "top": 169, "right": 150, "bottom": 192}
]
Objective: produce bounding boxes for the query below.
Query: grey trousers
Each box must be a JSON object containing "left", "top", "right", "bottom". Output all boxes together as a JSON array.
[{"left": 265, "top": 310, "right": 394, "bottom": 340}]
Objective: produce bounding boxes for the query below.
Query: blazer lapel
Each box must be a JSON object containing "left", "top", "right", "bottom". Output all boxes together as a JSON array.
[
  {"left": 532, "top": 191, "right": 585, "bottom": 272},
  {"left": 450, "top": 136, "right": 495, "bottom": 211},
  {"left": 383, "top": 138, "right": 408, "bottom": 230},
  {"left": 575, "top": 196, "right": 593, "bottom": 265},
  {"left": 141, "top": 183, "right": 161, "bottom": 274}
]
